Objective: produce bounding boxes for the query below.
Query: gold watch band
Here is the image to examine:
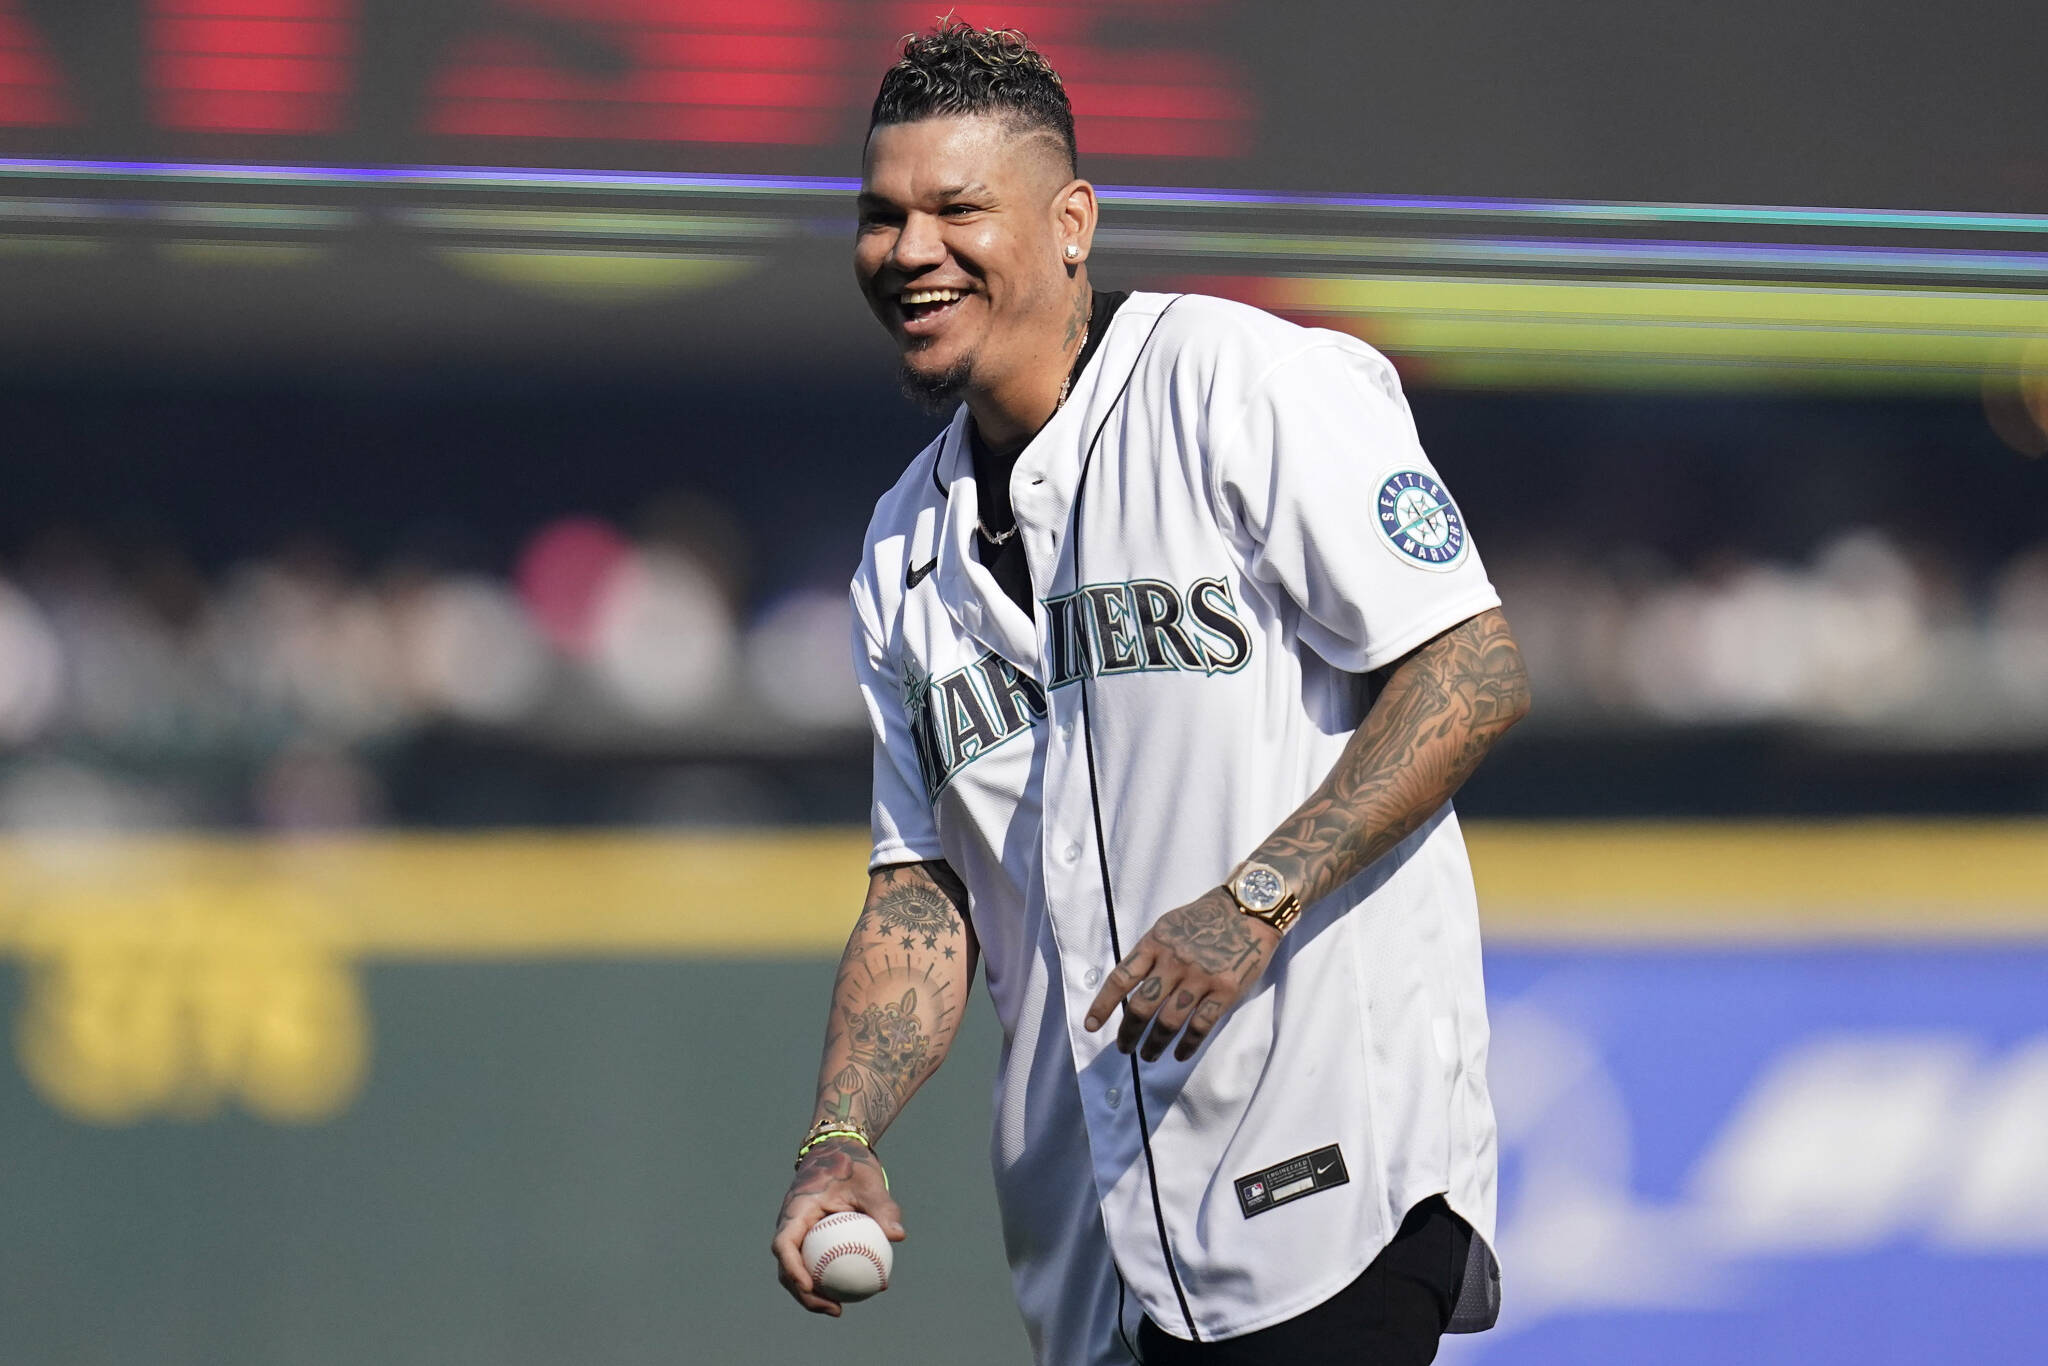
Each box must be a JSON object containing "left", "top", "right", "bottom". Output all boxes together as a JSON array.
[{"left": 1242, "top": 897, "right": 1302, "bottom": 934}]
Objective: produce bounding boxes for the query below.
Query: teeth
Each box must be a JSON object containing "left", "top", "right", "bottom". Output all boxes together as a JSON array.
[{"left": 901, "top": 289, "right": 965, "bottom": 306}]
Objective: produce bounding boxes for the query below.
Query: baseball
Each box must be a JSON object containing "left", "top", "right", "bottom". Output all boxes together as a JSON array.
[{"left": 801, "top": 1211, "right": 894, "bottom": 1303}]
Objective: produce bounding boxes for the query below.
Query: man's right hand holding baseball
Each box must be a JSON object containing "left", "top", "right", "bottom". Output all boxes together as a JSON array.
[{"left": 773, "top": 1135, "right": 904, "bottom": 1316}]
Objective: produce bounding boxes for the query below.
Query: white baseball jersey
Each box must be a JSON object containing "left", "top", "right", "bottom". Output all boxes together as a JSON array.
[{"left": 851, "top": 292, "right": 1503, "bottom": 1362}]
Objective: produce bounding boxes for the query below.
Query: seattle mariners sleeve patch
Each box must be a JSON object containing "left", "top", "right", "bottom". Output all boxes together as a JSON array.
[
  {"left": 1234, "top": 1144, "right": 1349, "bottom": 1218},
  {"left": 1373, "top": 469, "right": 1469, "bottom": 571}
]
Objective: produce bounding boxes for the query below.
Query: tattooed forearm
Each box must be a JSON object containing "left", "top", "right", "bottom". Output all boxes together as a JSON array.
[
  {"left": 809, "top": 860, "right": 974, "bottom": 1141},
  {"left": 866, "top": 866, "right": 965, "bottom": 950},
  {"left": 1254, "top": 608, "right": 1530, "bottom": 908}
]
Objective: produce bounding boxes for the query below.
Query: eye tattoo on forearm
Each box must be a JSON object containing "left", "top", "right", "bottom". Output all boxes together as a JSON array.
[{"left": 863, "top": 865, "right": 966, "bottom": 951}]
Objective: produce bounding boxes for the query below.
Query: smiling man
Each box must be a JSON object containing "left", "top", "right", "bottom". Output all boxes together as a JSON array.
[{"left": 771, "top": 20, "right": 1530, "bottom": 1366}]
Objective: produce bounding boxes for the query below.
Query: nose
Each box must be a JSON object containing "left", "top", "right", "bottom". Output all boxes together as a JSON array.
[{"left": 890, "top": 211, "right": 947, "bottom": 274}]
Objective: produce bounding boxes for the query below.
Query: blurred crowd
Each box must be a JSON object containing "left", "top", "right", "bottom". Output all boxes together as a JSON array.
[
  {"left": 0, "top": 511, "right": 859, "bottom": 829},
  {"left": 1507, "top": 528, "right": 2048, "bottom": 735},
  {"left": 0, "top": 503, "right": 2041, "bottom": 830}
]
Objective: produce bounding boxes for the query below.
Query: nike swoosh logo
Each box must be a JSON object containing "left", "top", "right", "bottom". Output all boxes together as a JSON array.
[
  {"left": 905, "top": 557, "right": 937, "bottom": 588},
  {"left": 1313, "top": 1159, "right": 1336, "bottom": 1176}
]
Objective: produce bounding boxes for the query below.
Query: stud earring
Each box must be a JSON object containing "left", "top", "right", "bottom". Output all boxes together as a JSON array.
[{"left": 1065, "top": 244, "right": 1080, "bottom": 260}]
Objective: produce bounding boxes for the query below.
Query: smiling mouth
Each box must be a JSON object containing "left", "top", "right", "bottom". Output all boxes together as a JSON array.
[{"left": 896, "top": 286, "right": 970, "bottom": 332}]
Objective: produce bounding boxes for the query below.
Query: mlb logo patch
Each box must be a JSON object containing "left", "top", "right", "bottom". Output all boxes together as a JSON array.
[{"left": 1235, "top": 1144, "right": 1348, "bottom": 1218}]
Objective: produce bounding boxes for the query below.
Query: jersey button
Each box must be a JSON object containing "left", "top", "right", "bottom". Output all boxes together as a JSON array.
[
  {"left": 1060, "top": 842, "right": 1081, "bottom": 866},
  {"left": 1105, "top": 1087, "right": 1122, "bottom": 1109},
  {"left": 1083, "top": 967, "right": 1102, "bottom": 988}
]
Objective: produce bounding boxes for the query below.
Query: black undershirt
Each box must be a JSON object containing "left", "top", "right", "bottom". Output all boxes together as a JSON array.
[
  {"left": 969, "top": 289, "right": 1130, "bottom": 612},
  {"left": 1138, "top": 1196, "right": 1472, "bottom": 1364}
]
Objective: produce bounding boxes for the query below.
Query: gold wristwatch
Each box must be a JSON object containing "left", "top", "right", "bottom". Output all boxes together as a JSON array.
[{"left": 1227, "top": 861, "right": 1302, "bottom": 935}]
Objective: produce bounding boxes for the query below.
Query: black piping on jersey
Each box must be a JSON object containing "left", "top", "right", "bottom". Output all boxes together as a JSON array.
[
  {"left": 1067, "top": 297, "right": 1200, "bottom": 1342},
  {"left": 1115, "top": 1269, "right": 1144, "bottom": 1363}
]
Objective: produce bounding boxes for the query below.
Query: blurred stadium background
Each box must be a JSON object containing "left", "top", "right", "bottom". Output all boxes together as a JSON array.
[{"left": 0, "top": 2, "right": 2043, "bottom": 1363}]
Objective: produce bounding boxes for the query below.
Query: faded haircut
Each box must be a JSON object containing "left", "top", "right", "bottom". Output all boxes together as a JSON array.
[{"left": 868, "top": 17, "right": 1077, "bottom": 175}]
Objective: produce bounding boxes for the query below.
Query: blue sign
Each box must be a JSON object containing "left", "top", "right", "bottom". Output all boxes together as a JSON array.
[{"left": 1444, "top": 947, "right": 2048, "bottom": 1366}]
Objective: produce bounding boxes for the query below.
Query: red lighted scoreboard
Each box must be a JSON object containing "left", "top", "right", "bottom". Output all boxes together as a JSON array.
[
  {"left": 0, "top": 0, "right": 2036, "bottom": 210},
  {"left": 0, "top": 0, "right": 1250, "bottom": 160}
]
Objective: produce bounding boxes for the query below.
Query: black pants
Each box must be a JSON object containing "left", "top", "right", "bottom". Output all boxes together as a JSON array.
[{"left": 1136, "top": 1196, "right": 1470, "bottom": 1366}]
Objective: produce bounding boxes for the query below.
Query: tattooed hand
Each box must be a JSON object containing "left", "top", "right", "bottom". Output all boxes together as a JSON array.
[
  {"left": 1082, "top": 888, "right": 1280, "bottom": 1063},
  {"left": 771, "top": 1138, "right": 903, "bottom": 1317}
]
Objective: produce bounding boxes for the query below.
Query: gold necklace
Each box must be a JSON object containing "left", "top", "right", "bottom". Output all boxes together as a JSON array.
[{"left": 977, "top": 321, "right": 1086, "bottom": 548}]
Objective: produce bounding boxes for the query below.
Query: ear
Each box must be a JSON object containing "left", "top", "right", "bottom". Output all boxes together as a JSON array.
[{"left": 1053, "top": 178, "right": 1099, "bottom": 269}]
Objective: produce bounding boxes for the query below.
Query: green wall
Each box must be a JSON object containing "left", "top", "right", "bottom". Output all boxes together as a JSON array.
[{"left": 0, "top": 960, "right": 1030, "bottom": 1366}]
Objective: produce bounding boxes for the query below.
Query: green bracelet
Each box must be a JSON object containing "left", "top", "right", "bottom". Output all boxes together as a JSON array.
[{"left": 796, "top": 1127, "right": 871, "bottom": 1164}]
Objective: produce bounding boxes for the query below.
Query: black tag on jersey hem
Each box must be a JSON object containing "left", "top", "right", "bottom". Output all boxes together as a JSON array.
[{"left": 1235, "top": 1144, "right": 1348, "bottom": 1218}]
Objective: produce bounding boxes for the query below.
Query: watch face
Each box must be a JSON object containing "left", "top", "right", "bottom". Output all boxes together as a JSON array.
[{"left": 1236, "top": 865, "right": 1285, "bottom": 913}]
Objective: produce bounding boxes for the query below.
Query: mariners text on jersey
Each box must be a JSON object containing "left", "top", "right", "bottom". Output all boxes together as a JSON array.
[{"left": 906, "top": 577, "right": 1253, "bottom": 800}]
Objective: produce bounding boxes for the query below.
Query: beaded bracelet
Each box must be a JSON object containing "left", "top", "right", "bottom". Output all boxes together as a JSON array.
[
  {"left": 795, "top": 1126, "right": 872, "bottom": 1165},
  {"left": 800, "top": 1115, "right": 872, "bottom": 1148}
]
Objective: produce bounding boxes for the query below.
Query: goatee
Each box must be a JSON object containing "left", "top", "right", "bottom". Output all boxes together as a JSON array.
[{"left": 899, "top": 355, "right": 973, "bottom": 414}]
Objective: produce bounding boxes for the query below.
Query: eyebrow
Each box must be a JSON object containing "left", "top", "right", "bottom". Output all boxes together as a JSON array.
[{"left": 855, "top": 183, "right": 994, "bottom": 212}]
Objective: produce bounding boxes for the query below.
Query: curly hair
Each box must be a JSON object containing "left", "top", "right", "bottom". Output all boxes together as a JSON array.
[{"left": 869, "top": 17, "right": 1076, "bottom": 174}]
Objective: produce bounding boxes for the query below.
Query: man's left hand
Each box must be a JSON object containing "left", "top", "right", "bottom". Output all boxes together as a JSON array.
[{"left": 1083, "top": 889, "right": 1281, "bottom": 1062}]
